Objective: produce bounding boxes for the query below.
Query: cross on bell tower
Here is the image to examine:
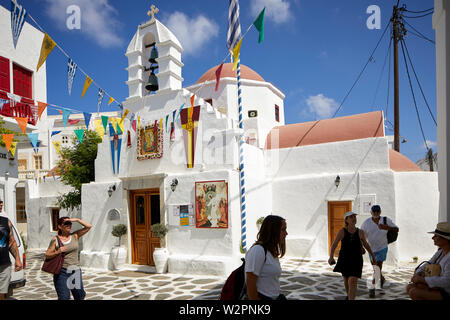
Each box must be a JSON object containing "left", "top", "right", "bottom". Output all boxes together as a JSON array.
[{"left": 147, "top": 4, "right": 159, "bottom": 23}]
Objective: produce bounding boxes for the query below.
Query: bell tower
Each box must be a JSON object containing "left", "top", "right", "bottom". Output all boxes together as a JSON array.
[{"left": 125, "top": 4, "right": 184, "bottom": 100}]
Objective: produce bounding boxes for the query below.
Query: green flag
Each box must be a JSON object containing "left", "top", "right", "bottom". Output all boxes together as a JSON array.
[
  {"left": 253, "top": 7, "right": 265, "bottom": 44},
  {"left": 74, "top": 129, "right": 85, "bottom": 144}
]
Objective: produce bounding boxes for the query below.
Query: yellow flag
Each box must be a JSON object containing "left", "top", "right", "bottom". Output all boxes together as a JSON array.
[
  {"left": 37, "top": 33, "right": 56, "bottom": 72},
  {"left": 52, "top": 141, "right": 61, "bottom": 155},
  {"left": 232, "top": 39, "right": 242, "bottom": 71},
  {"left": 159, "top": 118, "right": 163, "bottom": 131},
  {"left": 120, "top": 109, "right": 129, "bottom": 124},
  {"left": 138, "top": 116, "right": 141, "bottom": 130},
  {"left": 10, "top": 142, "right": 17, "bottom": 157},
  {"left": 108, "top": 97, "right": 115, "bottom": 105},
  {"left": 81, "top": 75, "right": 93, "bottom": 98},
  {"left": 94, "top": 119, "right": 105, "bottom": 140}
]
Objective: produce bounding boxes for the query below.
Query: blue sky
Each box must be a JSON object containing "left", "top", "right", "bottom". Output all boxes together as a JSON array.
[{"left": 1, "top": 0, "right": 436, "bottom": 162}]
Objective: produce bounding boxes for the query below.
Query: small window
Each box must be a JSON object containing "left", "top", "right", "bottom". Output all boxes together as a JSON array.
[
  {"left": 51, "top": 208, "right": 60, "bottom": 232},
  {"left": 16, "top": 204, "right": 26, "bottom": 223},
  {"left": 18, "top": 159, "right": 27, "bottom": 171},
  {"left": 33, "top": 155, "right": 42, "bottom": 170},
  {"left": 62, "top": 135, "right": 69, "bottom": 144},
  {"left": 275, "top": 105, "right": 280, "bottom": 122}
]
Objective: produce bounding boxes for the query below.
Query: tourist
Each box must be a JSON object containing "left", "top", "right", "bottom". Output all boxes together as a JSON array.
[
  {"left": 406, "top": 222, "right": 450, "bottom": 300},
  {"left": 245, "top": 215, "right": 288, "bottom": 300},
  {"left": 0, "top": 200, "right": 23, "bottom": 300},
  {"left": 328, "top": 211, "right": 377, "bottom": 300},
  {"left": 360, "top": 204, "right": 399, "bottom": 297},
  {"left": 45, "top": 216, "right": 92, "bottom": 300}
]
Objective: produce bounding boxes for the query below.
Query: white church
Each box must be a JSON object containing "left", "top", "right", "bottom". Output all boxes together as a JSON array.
[{"left": 23, "top": 12, "right": 439, "bottom": 276}]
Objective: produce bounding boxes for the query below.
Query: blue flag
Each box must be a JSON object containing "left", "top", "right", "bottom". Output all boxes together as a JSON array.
[
  {"left": 83, "top": 112, "right": 92, "bottom": 129},
  {"left": 11, "top": 0, "right": 27, "bottom": 48}
]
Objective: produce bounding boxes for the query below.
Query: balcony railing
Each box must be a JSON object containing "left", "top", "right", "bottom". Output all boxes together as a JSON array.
[
  {"left": 0, "top": 101, "right": 37, "bottom": 126},
  {"left": 18, "top": 169, "right": 50, "bottom": 181}
]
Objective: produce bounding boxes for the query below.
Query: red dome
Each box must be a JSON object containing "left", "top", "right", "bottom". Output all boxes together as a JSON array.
[{"left": 196, "top": 63, "right": 265, "bottom": 84}]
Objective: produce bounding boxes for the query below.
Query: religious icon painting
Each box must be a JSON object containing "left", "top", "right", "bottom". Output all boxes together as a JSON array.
[
  {"left": 137, "top": 120, "right": 163, "bottom": 160},
  {"left": 195, "top": 180, "right": 228, "bottom": 229}
]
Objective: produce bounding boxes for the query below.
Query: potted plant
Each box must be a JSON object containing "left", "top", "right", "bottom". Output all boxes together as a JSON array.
[
  {"left": 412, "top": 256, "right": 418, "bottom": 263},
  {"left": 151, "top": 223, "right": 169, "bottom": 273},
  {"left": 256, "top": 216, "right": 265, "bottom": 230},
  {"left": 110, "top": 224, "right": 127, "bottom": 270}
]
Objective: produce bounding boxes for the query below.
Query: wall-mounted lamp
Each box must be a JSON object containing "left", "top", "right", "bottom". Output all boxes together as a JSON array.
[
  {"left": 170, "top": 178, "right": 178, "bottom": 192},
  {"left": 4, "top": 172, "right": 9, "bottom": 180},
  {"left": 335, "top": 175, "right": 341, "bottom": 188},
  {"left": 108, "top": 184, "right": 116, "bottom": 197}
]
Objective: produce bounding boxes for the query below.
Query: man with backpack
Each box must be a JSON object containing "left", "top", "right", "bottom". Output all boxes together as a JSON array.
[{"left": 361, "top": 204, "right": 399, "bottom": 298}]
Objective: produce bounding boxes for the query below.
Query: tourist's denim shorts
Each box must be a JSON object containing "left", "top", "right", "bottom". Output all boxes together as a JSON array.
[{"left": 370, "top": 247, "right": 388, "bottom": 263}]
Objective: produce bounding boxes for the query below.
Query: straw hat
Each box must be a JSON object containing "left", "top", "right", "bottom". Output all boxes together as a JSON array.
[{"left": 428, "top": 222, "right": 450, "bottom": 240}]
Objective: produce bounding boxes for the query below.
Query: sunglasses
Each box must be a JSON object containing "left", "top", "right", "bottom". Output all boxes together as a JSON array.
[{"left": 63, "top": 221, "right": 72, "bottom": 226}]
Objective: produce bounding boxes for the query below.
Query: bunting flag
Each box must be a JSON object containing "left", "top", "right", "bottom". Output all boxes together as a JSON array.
[
  {"left": 101, "top": 115, "right": 108, "bottom": 131},
  {"left": 37, "top": 33, "right": 56, "bottom": 72},
  {"left": 15, "top": 117, "right": 27, "bottom": 134},
  {"left": 62, "top": 108, "right": 71, "bottom": 127},
  {"left": 94, "top": 119, "right": 105, "bottom": 139},
  {"left": 2, "top": 134, "right": 14, "bottom": 152},
  {"left": 109, "top": 117, "right": 119, "bottom": 134},
  {"left": 51, "top": 130, "right": 61, "bottom": 137},
  {"left": 32, "top": 141, "right": 40, "bottom": 154},
  {"left": 180, "top": 105, "right": 201, "bottom": 168},
  {"left": 83, "top": 112, "right": 92, "bottom": 129},
  {"left": 67, "top": 119, "right": 80, "bottom": 125},
  {"left": 253, "top": 7, "right": 266, "bottom": 44},
  {"left": 165, "top": 115, "right": 169, "bottom": 133},
  {"left": 215, "top": 63, "right": 224, "bottom": 92},
  {"left": 190, "top": 94, "right": 195, "bottom": 118},
  {"left": 67, "top": 58, "right": 77, "bottom": 95},
  {"left": 27, "top": 132, "right": 39, "bottom": 149},
  {"left": 137, "top": 116, "right": 141, "bottom": 131},
  {"left": 159, "top": 118, "right": 163, "bottom": 132},
  {"left": 11, "top": 0, "right": 27, "bottom": 48},
  {"left": 74, "top": 129, "right": 85, "bottom": 144},
  {"left": 175, "top": 103, "right": 185, "bottom": 123},
  {"left": 7, "top": 92, "right": 21, "bottom": 103},
  {"left": 10, "top": 141, "right": 17, "bottom": 157},
  {"left": 0, "top": 98, "right": 9, "bottom": 111},
  {"left": 109, "top": 123, "right": 122, "bottom": 175},
  {"left": 232, "top": 38, "right": 242, "bottom": 71},
  {"left": 81, "top": 75, "right": 92, "bottom": 99},
  {"left": 227, "top": 0, "right": 242, "bottom": 51},
  {"left": 170, "top": 121, "right": 175, "bottom": 142},
  {"left": 97, "top": 89, "right": 104, "bottom": 112},
  {"left": 37, "top": 101, "right": 47, "bottom": 120},
  {"left": 108, "top": 97, "right": 115, "bottom": 106},
  {"left": 120, "top": 109, "right": 129, "bottom": 124},
  {"left": 131, "top": 119, "right": 136, "bottom": 132},
  {"left": 127, "top": 130, "right": 131, "bottom": 148},
  {"left": 52, "top": 140, "right": 61, "bottom": 154}
]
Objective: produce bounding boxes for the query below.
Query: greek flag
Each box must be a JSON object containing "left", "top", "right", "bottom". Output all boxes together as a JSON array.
[
  {"left": 97, "top": 89, "right": 104, "bottom": 113},
  {"left": 67, "top": 59, "right": 77, "bottom": 95},
  {"left": 11, "top": 0, "right": 27, "bottom": 48},
  {"left": 227, "top": 0, "right": 242, "bottom": 50}
]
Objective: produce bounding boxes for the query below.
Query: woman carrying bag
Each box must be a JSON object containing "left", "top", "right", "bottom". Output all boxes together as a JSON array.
[
  {"left": 45, "top": 217, "right": 92, "bottom": 300},
  {"left": 245, "top": 215, "right": 288, "bottom": 300}
]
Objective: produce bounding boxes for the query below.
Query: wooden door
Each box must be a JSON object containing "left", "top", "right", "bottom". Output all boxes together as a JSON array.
[
  {"left": 130, "top": 190, "right": 161, "bottom": 266},
  {"left": 328, "top": 201, "right": 352, "bottom": 257}
]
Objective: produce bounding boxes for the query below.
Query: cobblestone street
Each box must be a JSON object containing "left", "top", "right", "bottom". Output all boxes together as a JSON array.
[{"left": 9, "top": 249, "right": 416, "bottom": 300}]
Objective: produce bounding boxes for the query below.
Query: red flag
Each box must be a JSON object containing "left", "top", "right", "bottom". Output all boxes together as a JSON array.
[{"left": 215, "top": 63, "right": 224, "bottom": 92}]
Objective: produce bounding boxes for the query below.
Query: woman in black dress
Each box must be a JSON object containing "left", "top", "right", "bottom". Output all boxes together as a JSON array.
[{"left": 328, "top": 212, "right": 377, "bottom": 300}]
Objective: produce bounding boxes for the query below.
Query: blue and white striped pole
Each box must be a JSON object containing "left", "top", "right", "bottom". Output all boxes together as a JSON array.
[{"left": 236, "top": 58, "right": 247, "bottom": 253}]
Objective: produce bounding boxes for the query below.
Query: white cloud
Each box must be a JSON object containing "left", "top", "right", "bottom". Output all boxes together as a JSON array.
[
  {"left": 250, "top": 0, "right": 292, "bottom": 24},
  {"left": 305, "top": 94, "right": 339, "bottom": 119},
  {"left": 424, "top": 140, "right": 437, "bottom": 149},
  {"left": 44, "top": 0, "right": 123, "bottom": 48},
  {"left": 164, "top": 12, "right": 219, "bottom": 56}
]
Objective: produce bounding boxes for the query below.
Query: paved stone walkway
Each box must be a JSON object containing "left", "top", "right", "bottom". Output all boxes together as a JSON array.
[{"left": 11, "top": 250, "right": 415, "bottom": 300}]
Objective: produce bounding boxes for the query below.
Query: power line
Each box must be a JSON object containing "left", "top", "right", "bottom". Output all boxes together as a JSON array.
[
  {"left": 401, "top": 38, "right": 437, "bottom": 126},
  {"left": 404, "top": 8, "right": 433, "bottom": 14},
  {"left": 332, "top": 19, "right": 391, "bottom": 118},
  {"left": 403, "top": 11, "right": 434, "bottom": 19},
  {"left": 399, "top": 39, "right": 429, "bottom": 150},
  {"left": 370, "top": 35, "right": 393, "bottom": 112},
  {"left": 403, "top": 19, "right": 435, "bottom": 44}
]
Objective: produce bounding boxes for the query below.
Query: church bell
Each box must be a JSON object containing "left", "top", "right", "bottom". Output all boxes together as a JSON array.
[
  {"left": 149, "top": 46, "right": 158, "bottom": 64},
  {"left": 146, "top": 44, "right": 159, "bottom": 92}
]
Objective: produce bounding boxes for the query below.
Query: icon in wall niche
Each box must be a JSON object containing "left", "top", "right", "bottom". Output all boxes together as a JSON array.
[
  {"left": 137, "top": 121, "right": 163, "bottom": 160},
  {"left": 195, "top": 180, "right": 228, "bottom": 228}
]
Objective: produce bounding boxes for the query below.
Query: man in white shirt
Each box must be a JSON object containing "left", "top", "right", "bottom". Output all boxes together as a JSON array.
[{"left": 360, "top": 205, "right": 399, "bottom": 298}]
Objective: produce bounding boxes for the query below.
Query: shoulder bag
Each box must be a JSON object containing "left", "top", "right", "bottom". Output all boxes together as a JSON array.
[
  {"left": 384, "top": 217, "right": 398, "bottom": 244},
  {"left": 41, "top": 236, "right": 64, "bottom": 275},
  {"left": 415, "top": 250, "right": 443, "bottom": 277}
]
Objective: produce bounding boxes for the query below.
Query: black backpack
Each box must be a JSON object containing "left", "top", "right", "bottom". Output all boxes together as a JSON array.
[
  {"left": 384, "top": 217, "right": 398, "bottom": 244},
  {"left": 220, "top": 245, "right": 267, "bottom": 300}
]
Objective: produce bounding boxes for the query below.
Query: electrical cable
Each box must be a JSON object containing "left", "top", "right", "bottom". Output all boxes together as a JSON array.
[
  {"left": 401, "top": 38, "right": 437, "bottom": 126},
  {"left": 402, "top": 11, "right": 434, "bottom": 19},
  {"left": 404, "top": 8, "right": 433, "bottom": 14},
  {"left": 399, "top": 39, "right": 429, "bottom": 150},
  {"left": 403, "top": 19, "right": 435, "bottom": 44},
  {"left": 332, "top": 19, "right": 391, "bottom": 118},
  {"left": 370, "top": 35, "right": 393, "bottom": 111}
]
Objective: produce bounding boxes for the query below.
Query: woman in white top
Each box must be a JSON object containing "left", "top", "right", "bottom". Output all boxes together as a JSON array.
[{"left": 245, "top": 215, "right": 288, "bottom": 300}]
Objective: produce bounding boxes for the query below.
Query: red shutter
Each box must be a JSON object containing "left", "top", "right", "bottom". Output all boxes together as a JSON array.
[
  {"left": 13, "top": 63, "right": 36, "bottom": 125},
  {"left": 0, "top": 56, "right": 10, "bottom": 99}
]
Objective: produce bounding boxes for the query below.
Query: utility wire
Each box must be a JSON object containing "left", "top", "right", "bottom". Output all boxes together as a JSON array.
[
  {"left": 401, "top": 38, "right": 437, "bottom": 126},
  {"left": 403, "top": 11, "right": 434, "bottom": 19},
  {"left": 370, "top": 35, "right": 392, "bottom": 111},
  {"left": 403, "top": 19, "right": 435, "bottom": 44},
  {"left": 399, "top": 39, "right": 429, "bottom": 150},
  {"left": 332, "top": 19, "right": 391, "bottom": 118},
  {"left": 385, "top": 31, "right": 392, "bottom": 121},
  {"left": 404, "top": 8, "right": 433, "bottom": 14}
]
